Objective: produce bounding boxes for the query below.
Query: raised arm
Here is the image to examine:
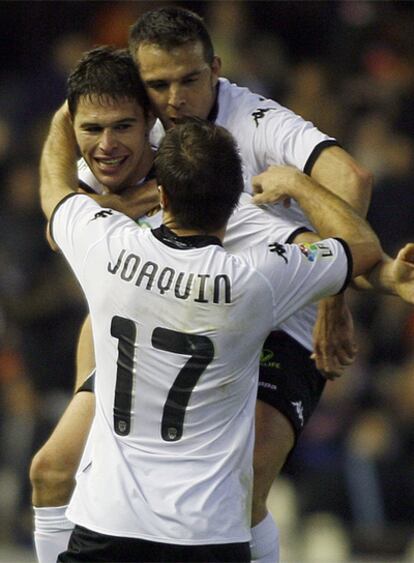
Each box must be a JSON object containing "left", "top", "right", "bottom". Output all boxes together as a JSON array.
[
  {"left": 40, "top": 105, "right": 78, "bottom": 220},
  {"left": 304, "top": 146, "right": 373, "bottom": 375}
]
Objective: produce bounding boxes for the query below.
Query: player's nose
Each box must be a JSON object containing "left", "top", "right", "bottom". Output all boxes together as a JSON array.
[
  {"left": 99, "top": 128, "right": 119, "bottom": 151},
  {"left": 168, "top": 84, "right": 185, "bottom": 108}
]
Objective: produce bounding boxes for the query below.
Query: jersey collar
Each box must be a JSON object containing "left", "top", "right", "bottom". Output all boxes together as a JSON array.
[{"left": 152, "top": 225, "right": 222, "bottom": 249}]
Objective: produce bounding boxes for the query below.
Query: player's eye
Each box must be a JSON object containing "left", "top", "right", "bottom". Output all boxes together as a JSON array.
[
  {"left": 147, "top": 82, "right": 168, "bottom": 91},
  {"left": 83, "top": 126, "right": 102, "bottom": 133},
  {"left": 114, "top": 123, "right": 131, "bottom": 131},
  {"left": 182, "top": 77, "right": 198, "bottom": 85}
]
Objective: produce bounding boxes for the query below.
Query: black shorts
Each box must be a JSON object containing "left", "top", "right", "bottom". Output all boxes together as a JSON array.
[
  {"left": 58, "top": 525, "right": 251, "bottom": 562},
  {"left": 258, "top": 330, "right": 325, "bottom": 441}
]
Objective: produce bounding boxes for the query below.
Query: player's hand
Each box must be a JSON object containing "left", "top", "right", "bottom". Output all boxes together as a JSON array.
[
  {"left": 87, "top": 179, "right": 160, "bottom": 220},
  {"left": 118, "top": 178, "right": 160, "bottom": 219},
  {"left": 311, "top": 294, "right": 357, "bottom": 380},
  {"left": 392, "top": 243, "right": 414, "bottom": 304},
  {"left": 252, "top": 165, "right": 305, "bottom": 207}
]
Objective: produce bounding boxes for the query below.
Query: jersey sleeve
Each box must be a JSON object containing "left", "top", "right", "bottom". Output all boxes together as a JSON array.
[
  {"left": 256, "top": 104, "right": 337, "bottom": 172},
  {"left": 50, "top": 193, "right": 133, "bottom": 281},
  {"left": 215, "top": 80, "right": 336, "bottom": 176},
  {"left": 240, "top": 238, "right": 352, "bottom": 329}
]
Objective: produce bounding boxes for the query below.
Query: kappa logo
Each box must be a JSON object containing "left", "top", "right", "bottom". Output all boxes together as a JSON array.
[
  {"left": 291, "top": 400, "right": 304, "bottom": 427},
  {"left": 269, "top": 242, "right": 288, "bottom": 263},
  {"left": 251, "top": 107, "right": 277, "bottom": 127},
  {"left": 90, "top": 209, "right": 114, "bottom": 221}
]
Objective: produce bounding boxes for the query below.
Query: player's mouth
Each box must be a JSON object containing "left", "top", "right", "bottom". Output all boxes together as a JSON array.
[{"left": 95, "top": 156, "right": 128, "bottom": 173}]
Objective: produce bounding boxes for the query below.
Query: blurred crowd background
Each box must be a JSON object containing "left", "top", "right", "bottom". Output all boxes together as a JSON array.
[{"left": 0, "top": 1, "right": 414, "bottom": 561}]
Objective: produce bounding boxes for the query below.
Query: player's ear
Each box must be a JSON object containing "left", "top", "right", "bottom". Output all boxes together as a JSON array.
[
  {"left": 158, "top": 185, "right": 168, "bottom": 209},
  {"left": 210, "top": 56, "right": 221, "bottom": 85}
]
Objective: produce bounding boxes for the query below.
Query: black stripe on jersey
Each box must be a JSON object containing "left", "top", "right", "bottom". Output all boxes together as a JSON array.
[
  {"left": 286, "top": 227, "right": 313, "bottom": 244},
  {"left": 303, "top": 140, "right": 340, "bottom": 176},
  {"left": 152, "top": 225, "right": 222, "bottom": 249},
  {"left": 207, "top": 81, "right": 221, "bottom": 123},
  {"left": 49, "top": 192, "right": 81, "bottom": 245},
  {"left": 333, "top": 237, "right": 353, "bottom": 294}
]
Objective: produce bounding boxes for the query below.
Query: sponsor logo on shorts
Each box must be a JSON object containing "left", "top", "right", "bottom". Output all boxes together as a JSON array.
[
  {"left": 259, "top": 381, "right": 278, "bottom": 391},
  {"left": 260, "top": 349, "right": 281, "bottom": 369},
  {"left": 291, "top": 400, "right": 304, "bottom": 426}
]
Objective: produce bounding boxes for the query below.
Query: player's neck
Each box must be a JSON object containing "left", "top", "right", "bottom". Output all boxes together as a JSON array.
[{"left": 130, "top": 145, "right": 155, "bottom": 186}]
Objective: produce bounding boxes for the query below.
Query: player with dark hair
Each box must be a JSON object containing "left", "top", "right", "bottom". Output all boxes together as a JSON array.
[
  {"left": 30, "top": 46, "right": 158, "bottom": 563},
  {"left": 127, "top": 7, "right": 374, "bottom": 560},
  {"left": 40, "top": 106, "right": 393, "bottom": 561}
]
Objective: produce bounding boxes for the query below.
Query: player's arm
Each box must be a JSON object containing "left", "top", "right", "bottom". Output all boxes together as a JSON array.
[
  {"left": 253, "top": 166, "right": 382, "bottom": 276},
  {"left": 310, "top": 145, "right": 372, "bottom": 216},
  {"left": 352, "top": 244, "right": 414, "bottom": 304},
  {"left": 304, "top": 146, "right": 372, "bottom": 373},
  {"left": 253, "top": 167, "right": 382, "bottom": 379},
  {"left": 40, "top": 104, "right": 79, "bottom": 221},
  {"left": 83, "top": 179, "right": 160, "bottom": 221}
]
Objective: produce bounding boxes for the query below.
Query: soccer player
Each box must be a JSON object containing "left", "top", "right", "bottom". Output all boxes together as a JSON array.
[
  {"left": 40, "top": 107, "right": 386, "bottom": 561},
  {"left": 32, "top": 46, "right": 306, "bottom": 563},
  {"left": 126, "top": 7, "right": 373, "bottom": 560},
  {"left": 29, "top": 46, "right": 159, "bottom": 563}
]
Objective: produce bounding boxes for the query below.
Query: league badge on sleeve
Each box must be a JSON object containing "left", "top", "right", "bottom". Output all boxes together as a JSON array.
[{"left": 299, "top": 242, "right": 334, "bottom": 262}]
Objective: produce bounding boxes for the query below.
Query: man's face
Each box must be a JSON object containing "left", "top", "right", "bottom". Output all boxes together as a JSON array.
[
  {"left": 73, "top": 95, "right": 152, "bottom": 192},
  {"left": 134, "top": 41, "right": 221, "bottom": 129}
]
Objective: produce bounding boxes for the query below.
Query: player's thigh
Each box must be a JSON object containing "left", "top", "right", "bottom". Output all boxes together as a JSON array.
[
  {"left": 254, "top": 331, "right": 326, "bottom": 493},
  {"left": 254, "top": 399, "right": 294, "bottom": 482}
]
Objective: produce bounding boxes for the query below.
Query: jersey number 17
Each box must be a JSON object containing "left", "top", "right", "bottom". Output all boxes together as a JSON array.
[{"left": 111, "top": 316, "right": 214, "bottom": 441}]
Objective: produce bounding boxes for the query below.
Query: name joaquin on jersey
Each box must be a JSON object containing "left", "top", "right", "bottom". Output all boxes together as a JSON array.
[{"left": 108, "top": 248, "right": 232, "bottom": 304}]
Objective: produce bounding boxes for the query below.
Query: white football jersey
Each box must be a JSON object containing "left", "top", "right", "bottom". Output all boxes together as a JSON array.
[
  {"left": 150, "top": 77, "right": 339, "bottom": 349},
  {"left": 53, "top": 194, "right": 350, "bottom": 544}
]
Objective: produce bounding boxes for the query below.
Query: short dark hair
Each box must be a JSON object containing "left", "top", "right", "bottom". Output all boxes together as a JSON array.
[
  {"left": 129, "top": 6, "right": 214, "bottom": 64},
  {"left": 67, "top": 46, "right": 150, "bottom": 118},
  {"left": 155, "top": 118, "right": 243, "bottom": 232}
]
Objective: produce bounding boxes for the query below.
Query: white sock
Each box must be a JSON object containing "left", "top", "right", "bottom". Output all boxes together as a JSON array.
[
  {"left": 33, "top": 505, "right": 74, "bottom": 563},
  {"left": 250, "top": 512, "right": 279, "bottom": 563}
]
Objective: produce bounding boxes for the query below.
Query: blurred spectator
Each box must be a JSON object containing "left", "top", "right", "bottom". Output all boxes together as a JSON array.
[
  {"left": 205, "top": 1, "right": 288, "bottom": 98},
  {"left": 0, "top": 158, "right": 86, "bottom": 544}
]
